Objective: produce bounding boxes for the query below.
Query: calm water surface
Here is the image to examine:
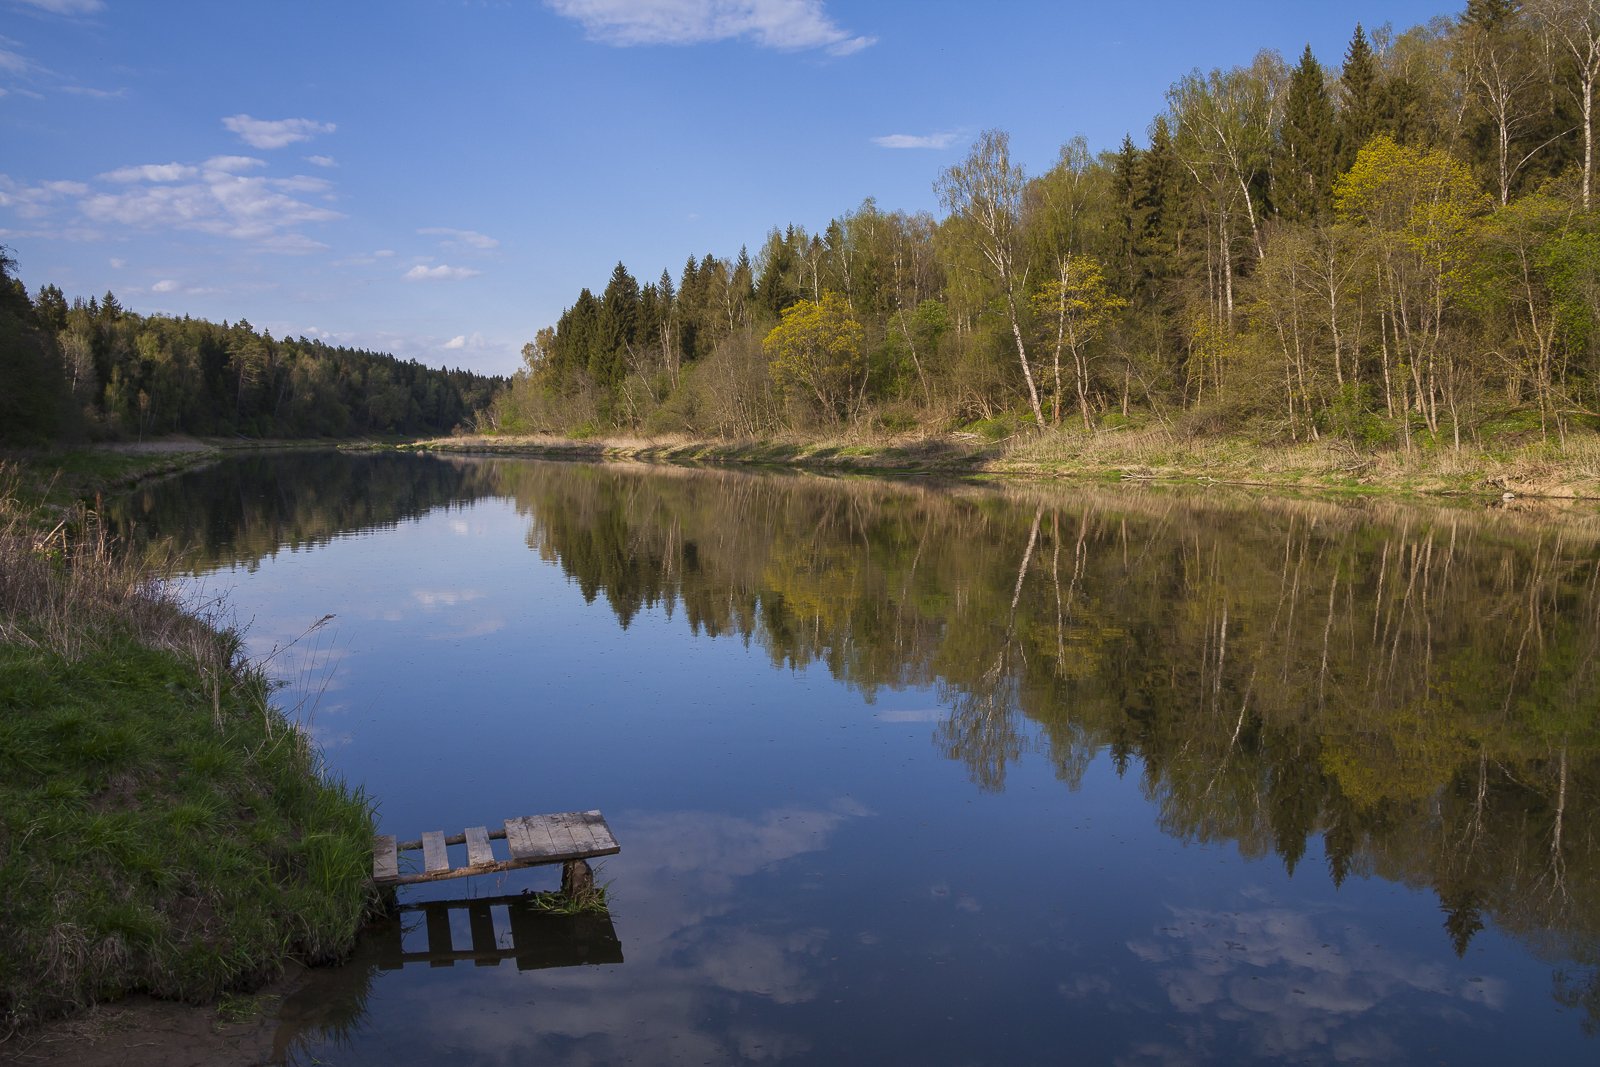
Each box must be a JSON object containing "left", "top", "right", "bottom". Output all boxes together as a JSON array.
[{"left": 113, "top": 452, "right": 1600, "bottom": 1065}]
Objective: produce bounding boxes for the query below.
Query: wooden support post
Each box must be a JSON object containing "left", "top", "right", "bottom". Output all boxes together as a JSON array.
[{"left": 561, "top": 858, "right": 594, "bottom": 897}]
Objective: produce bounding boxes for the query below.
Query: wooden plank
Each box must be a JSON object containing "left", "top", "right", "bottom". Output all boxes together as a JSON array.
[
  {"left": 542, "top": 813, "right": 584, "bottom": 856},
  {"left": 560, "top": 811, "right": 601, "bottom": 854},
  {"left": 503, "top": 816, "right": 537, "bottom": 860},
  {"left": 555, "top": 810, "right": 618, "bottom": 855},
  {"left": 505, "top": 815, "right": 559, "bottom": 861},
  {"left": 573, "top": 810, "right": 620, "bottom": 853},
  {"left": 421, "top": 830, "right": 450, "bottom": 874},
  {"left": 464, "top": 825, "right": 495, "bottom": 867},
  {"left": 507, "top": 813, "right": 620, "bottom": 862},
  {"left": 373, "top": 834, "right": 400, "bottom": 883}
]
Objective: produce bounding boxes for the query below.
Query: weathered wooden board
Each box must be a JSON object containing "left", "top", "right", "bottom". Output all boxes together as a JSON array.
[
  {"left": 464, "top": 825, "right": 495, "bottom": 867},
  {"left": 503, "top": 815, "right": 542, "bottom": 860},
  {"left": 374, "top": 811, "right": 618, "bottom": 887},
  {"left": 573, "top": 810, "right": 619, "bottom": 853},
  {"left": 421, "top": 830, "right": 450, "bottom": 874},
  {"left": 373, "top": 835, "right": 399, "bottom": 882}
]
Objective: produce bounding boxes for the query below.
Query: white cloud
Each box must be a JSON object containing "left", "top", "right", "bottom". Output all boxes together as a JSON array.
[
  {"left": 100, "top": 162, "right": 198, "bottom": 183},
  {"left": 14, "top": 0, "right": 106, "bottom": 14},
  {"left": 257, "top": 233, "right": 329, "bottom": 255},
  {"left": 872, "top": 131, "right": 958, "bottom": 150},
  {"left": 0, "top": 175, "right": 87, "bottom": 218},
  {"left": 442, "top": 332, "right": 487, "bottom": 351},
  {"left": 0, "top": 46, "right": 36, "bottom": 76},
  {"left": 60, "top": 83, "right": 123, "bottom": 98},
  {"left": 418, "top": 226, "right": 499, "bottom": 250},
  {"left": 151, "top": 278, "right": 179, "bottom": 293},
  {"left": 222, "top": 114, "right": 336, "bottom": 150},
  {"left": 304, "top": 154, "right": 337, "bottom": 168},
  {"left": 71, "top": 155, "right": 342, "bottom": 246},
  {"left": 108, "top": 257, "right": 124, "bottom": 268},
  {"left": 269, "top": 174, "right": 334, "bottom": 195},
  {"left": 545, "top": 0, "right": 874, "bottom": 55},
  {"left": 202, "top": 155, "right": 266, "bottom": 174},
  {"left": 403, "top": 264, "right": 480, "bottom": 281}
]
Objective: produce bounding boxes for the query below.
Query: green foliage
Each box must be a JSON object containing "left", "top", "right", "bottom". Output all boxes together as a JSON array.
[
  {"left": 0, "top": 248, "right": 77, "bottom": 445},
  {"left": 493, "top": 8, "right": 1600, "bottom": 453},
  {"left": 762, "top": 293, "right": 866, "bottom": 426},
  {"left": 3, "top": 255, "right": 501, "bottom": 444},
  {"left": 1278, "top": 45, "right": 1338, "bottom": 222},
  {"left": 1323, "top": 382, "right": 1395, "bottom": 445}
]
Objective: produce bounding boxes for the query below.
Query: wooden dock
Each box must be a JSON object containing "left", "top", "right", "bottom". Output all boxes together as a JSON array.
[{"left": 373, "top": 810, "right": 619, "bottom": 888}]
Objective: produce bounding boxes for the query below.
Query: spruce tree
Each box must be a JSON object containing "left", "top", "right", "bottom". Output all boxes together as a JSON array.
[
  {"left": 1464, "top": 0, "right": 1520, "bottom": 30},
  {"left": 1136, "top": 117, "right": 1180, "bottom": 296},
  {"left": 1339, "top": 24, "right": 1380, "bottom": 170},
  {"left": 599, "top": 262, "right": 640, "bottom": 354},
  {"left": 677, "top": 256, "right": 701, "bottom": 362},
  {"left": 1279, "top": 44, "right": 1338, "bottom": 222},
  {"left": 1110, "top": 135, "right": 1144, "bottom": 290}
]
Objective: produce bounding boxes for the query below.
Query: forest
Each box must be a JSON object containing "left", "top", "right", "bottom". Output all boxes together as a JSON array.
[
  {"left": 0, "top": 251, "right": 502, "bottom": 445},
  {"left": 491, "top": 1, "right": 1600, "bottom": 451}
]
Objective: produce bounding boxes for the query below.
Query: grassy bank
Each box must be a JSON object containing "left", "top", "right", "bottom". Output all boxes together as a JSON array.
[
  {"left": 405, "top": 424, "right": 1600, "bottom": 503},
  {"left": 0, "top": 459, "right": 376, "bottom": 1039}
]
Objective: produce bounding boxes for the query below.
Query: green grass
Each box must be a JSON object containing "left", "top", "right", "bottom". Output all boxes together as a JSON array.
[
  {"left": 525, "top": 880, "right": 611, "bottom": 916},
  {"left": 0, "top": 462, "right": 377, "bottom": 1037},
  {"left": 0, "top": 636, "right": 376, "bottom": 1033}
]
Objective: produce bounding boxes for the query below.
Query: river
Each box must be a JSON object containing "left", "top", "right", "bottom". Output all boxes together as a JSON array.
[{"left": 110, "top": 451, "right": 1600, "bottom": 1065}]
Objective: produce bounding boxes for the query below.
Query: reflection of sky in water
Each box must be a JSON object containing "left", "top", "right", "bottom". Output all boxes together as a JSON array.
[{"left": 149, "top": 471, "right": 1592, "bottom": 1066}]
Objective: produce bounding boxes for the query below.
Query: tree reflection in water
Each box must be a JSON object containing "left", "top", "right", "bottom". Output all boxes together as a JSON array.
[{"left": 113, "top": 453, "right": 1600, "bottom": 1030}]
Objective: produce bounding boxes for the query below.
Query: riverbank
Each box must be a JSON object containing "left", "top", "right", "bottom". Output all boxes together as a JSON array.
[
  {"left": 0, "top": 452, "right": 378, "bottom": 1046},
  {"left": 402, "top": 425, "right": 1600, "bottom": 504}
]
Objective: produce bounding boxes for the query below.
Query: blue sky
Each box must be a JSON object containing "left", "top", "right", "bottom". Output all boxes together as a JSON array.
[{"left": 3, "top": 0, "right": 1455, "bottom": 376}]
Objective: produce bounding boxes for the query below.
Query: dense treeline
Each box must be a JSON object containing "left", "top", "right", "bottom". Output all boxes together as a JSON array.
[
  {"left": 493, "top": 1, "right": 1600, "bottom": 448},
  {"left": 0, "top": 252, "right": 501, "bottom": 445}
]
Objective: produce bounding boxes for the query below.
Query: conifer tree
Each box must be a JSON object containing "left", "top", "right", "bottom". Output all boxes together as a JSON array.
[
  {"left": 1109, "top": 135, "right": 1144, "bottom": 290},
  {"left": 1279, "top": 45, "right": 1338, "bottom": 221},
  {"left": 1339, "top": 25, "right": 1381, "bottom": 169}
]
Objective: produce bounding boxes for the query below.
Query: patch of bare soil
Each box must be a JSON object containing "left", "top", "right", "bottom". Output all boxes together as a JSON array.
[{"left": 1, "top": 968, "right": 310, "bottom": 1067}]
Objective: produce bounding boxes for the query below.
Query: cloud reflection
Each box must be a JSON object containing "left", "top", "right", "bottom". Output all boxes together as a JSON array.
[
  {"left": 285, "top": 802, "right": 866, "bottom": 1065},
  {"left": 1121, "top": 903, "right": 1508, "bottom": 1064}
]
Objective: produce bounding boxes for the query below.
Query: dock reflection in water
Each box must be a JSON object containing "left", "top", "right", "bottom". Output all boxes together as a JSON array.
[
  {"left": 270, "top": 900, "right": 623, "bottom": 1063},
  {"left": 377, "top": 895, "right": 625, "bottom": 972}
]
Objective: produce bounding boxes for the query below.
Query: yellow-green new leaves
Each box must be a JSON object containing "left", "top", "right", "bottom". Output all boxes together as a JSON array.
[
  {"left": 762, "top": 293, "right": 865, "bottom": 425},
  {"left": 1029, "top": 254, "right": 1126, "bottom": 338},
  {"left": 1334, "top": 135, "right": 1492, "bottom": 286},
  {"left": 1331, "top": 137, "right": 1493, "bottom": 445},
  {"left": 1030, "top": 254, "right": 1127, "bottom": 429}
]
